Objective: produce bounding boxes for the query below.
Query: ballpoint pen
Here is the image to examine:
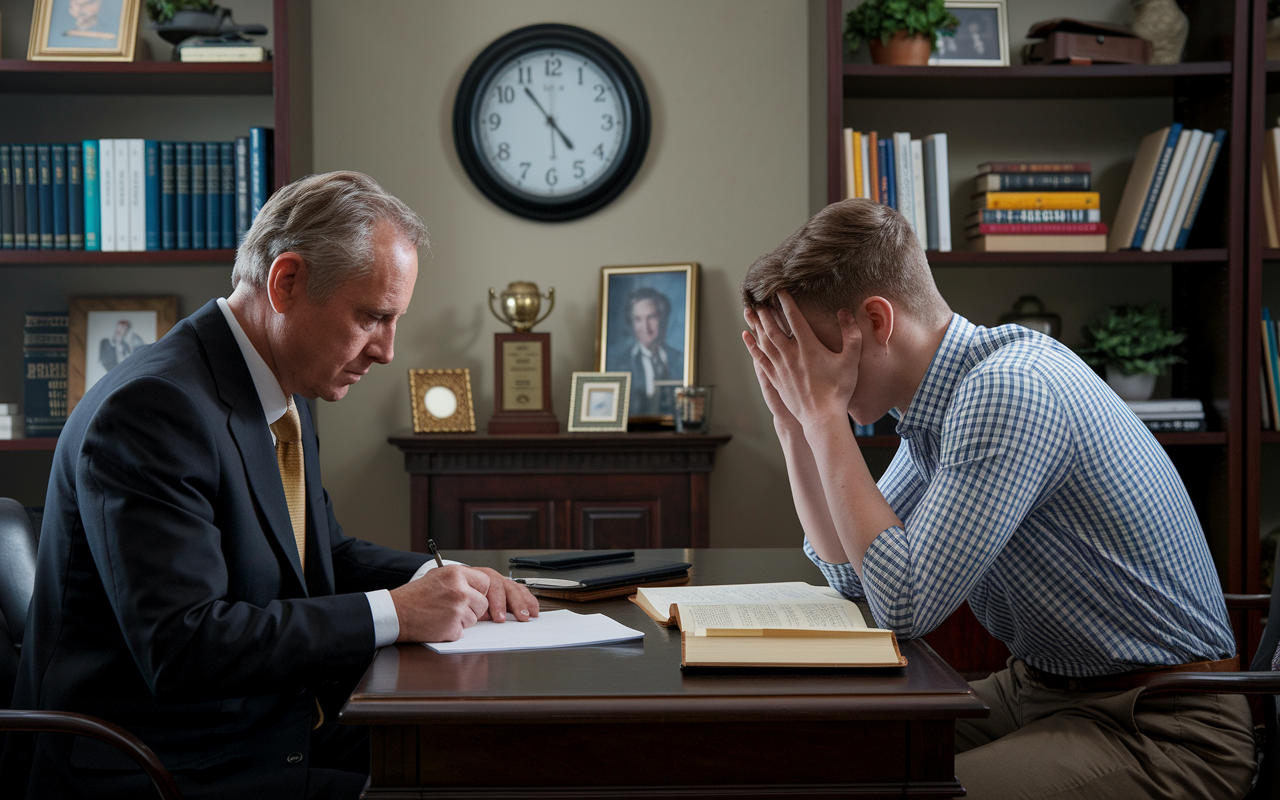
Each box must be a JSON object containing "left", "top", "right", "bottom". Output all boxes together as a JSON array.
[{"left": 428, "top": 538, "right": 445, "bottom": 569}]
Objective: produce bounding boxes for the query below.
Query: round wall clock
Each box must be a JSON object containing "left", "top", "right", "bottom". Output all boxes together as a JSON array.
[{"left": 453, "top": 24, "right": 651, "bottom": 222}]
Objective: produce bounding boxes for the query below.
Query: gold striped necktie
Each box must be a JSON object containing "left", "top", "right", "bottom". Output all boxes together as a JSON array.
[{"left": 269, "top": 396, "right": 306, "bottom": 572}]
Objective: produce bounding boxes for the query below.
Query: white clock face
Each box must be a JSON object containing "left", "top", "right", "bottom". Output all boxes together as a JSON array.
[{"left": 475, "top": 48, "right": 628, "bottom": 199}]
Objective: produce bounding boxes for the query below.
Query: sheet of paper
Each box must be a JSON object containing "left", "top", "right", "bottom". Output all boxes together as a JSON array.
[
  {"left": 423, "top": 609, "right": 643, "bottom": 654},
  {"left": 639, "top": 581, "right": 843, "bottom": 608}
]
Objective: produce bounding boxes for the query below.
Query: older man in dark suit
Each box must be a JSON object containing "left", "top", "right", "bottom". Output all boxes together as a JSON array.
[
  {"left": 2, "top": 172, "right": 538, "bottom": 799},
  {"left": 624, "top": 287, "right": 684, "bottom": 417}
]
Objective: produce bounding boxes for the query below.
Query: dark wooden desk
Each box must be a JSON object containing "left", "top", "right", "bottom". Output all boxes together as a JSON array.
[
  {"left": 387, "top": 432, "right": 731, "bottom": 552},
  {"left": 341, "top": 548, "right": 987, "bottom": 799}
]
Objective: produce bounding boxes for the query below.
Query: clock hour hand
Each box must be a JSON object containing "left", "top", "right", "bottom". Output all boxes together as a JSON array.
[{"left": 524, "top": 87, "right": 574, "bottom": 151}]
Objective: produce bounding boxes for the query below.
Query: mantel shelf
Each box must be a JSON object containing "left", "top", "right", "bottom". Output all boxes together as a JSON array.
[
  {"left": 0, "top": 58, "right": 273, "bottom": 95},
  {"left": 841, "top": 61, "right": 1232, "bottom": 99},
  {"left": 0, "top": 249, "right": 236, "bottom": 266},
  {"left": 927, "top": 249, "right": 1227, "bottom": 266}
]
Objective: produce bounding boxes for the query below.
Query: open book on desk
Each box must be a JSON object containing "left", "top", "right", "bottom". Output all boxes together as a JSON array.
[{"left": 631, "top": 582, "right": 906, "bottom": 669}]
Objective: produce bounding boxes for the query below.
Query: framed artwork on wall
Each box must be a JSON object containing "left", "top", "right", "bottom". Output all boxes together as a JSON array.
[
  {"left": 409, "top": 369, "right": 476, "bottom": 433},
  {"left": 68, "top": 296, "right": 177, "bottom": 412},
  {"left": 28, "top": 0, "right": 140, "bottom": 61},
  {"left": 596, "top": 263, "right": 699, "bottom": 425},
  {"left": 567, "top": 371, "right": 631, "bottom": 433},
  {"left": 930, "top": 1, "right": 1009, "bottom": 67}
]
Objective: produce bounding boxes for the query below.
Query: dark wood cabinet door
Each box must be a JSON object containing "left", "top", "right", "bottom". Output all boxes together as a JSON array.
[{"left": 571, "top": 501, "right": 660, "bottom": 549}]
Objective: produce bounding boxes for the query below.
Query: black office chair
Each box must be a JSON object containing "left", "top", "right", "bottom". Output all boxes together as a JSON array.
[{"left": 0, "top": 497, "right": 182, "bottom": 800}]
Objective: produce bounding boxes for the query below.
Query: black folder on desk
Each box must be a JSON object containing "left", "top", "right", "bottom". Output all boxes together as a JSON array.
[{"left": 509, "top": 554, "right": 692, "bottom": 599}]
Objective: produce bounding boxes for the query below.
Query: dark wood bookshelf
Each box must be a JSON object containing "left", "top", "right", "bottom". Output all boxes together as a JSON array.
[
  {"left": 1264, "top": 249, "right": 1280, "bottom": 261},
  {"left": 1260, "top": 431, "right": 1280, "bottom": 445},
  {"left": 927, "top": 249, "right": 1228, "bottom": 266},
  {"left": 841, "top": 62, "right": 1232, "bottom": 100},
  {"left": 0, "top": 438, "right": 57, "bottom": 452},
  {"left": 0, "top": 58, "right": 273, "bottom": 95},
  {"left": 0, "top": 249, "right": 237, "bottom": 266}
]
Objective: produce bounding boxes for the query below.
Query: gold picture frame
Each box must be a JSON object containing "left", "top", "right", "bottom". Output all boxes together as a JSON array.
[
  {"left": 567, "top": 371, "right": 631, "bottom": 433},
  {"left": 69, "top": 296, "right": 177, "bottom": 413},
  {"left": 596, "top": 263, "right": 698, "bottom": 425},
  {"left": 409, "top": 369, "right": 476, "bottom": 433},
  {"left": 29, "top": 0, "right": 140, "bottom": 62}
]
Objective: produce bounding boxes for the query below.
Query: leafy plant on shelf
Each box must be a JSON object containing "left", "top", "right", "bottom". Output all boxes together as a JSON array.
[
  {"left": 144, "top": 0, "right": 216, "bottom": 24},
  {"left": 844, "top": 0, "right": 959, "bottom": 52},
  {"left": 1076, "top": 303, "right": 1186, "bottom": 377}
]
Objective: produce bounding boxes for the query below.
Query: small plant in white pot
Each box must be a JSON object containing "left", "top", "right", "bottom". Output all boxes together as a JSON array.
[{"left": 1077, "top": 303, "right": 1186, "bottom": 401}]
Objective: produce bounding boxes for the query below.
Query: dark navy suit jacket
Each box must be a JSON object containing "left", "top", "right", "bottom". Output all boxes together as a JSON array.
[{"left": 2, "top": 300, "right": 427, "bottom": 797}]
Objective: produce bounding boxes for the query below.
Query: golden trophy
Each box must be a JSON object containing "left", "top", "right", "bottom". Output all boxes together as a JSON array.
[{"left": 486, "top": 282, "right": 559, "bottom": 434}]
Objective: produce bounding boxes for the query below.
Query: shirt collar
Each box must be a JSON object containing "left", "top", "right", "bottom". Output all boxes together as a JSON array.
[
  {"left": 895, "top": 313, "right": 977, "bottom": 438},
  {"left": 216, "top": 297, "right": 289, "bottom": 426}
]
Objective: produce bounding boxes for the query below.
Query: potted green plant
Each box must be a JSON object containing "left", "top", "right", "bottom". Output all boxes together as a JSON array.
[
  {"left": 1076, "top": 303, "right": 1186, "bottom": 401},
  {"left": 845, "top": 0, "right": 959, "bottom": 66}
]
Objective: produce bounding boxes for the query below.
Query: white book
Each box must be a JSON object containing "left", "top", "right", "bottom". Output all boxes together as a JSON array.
[
  {"left": 892, "top": 132, "right": 914, "bottom": 224},
  {"left": 0, "top": 403, "right": 19, "bottom": 415},
  {"left": 910, "top": 139, "right": 927, "bottom": 250},
  {"left": 127, "top": 139, "right": 146, "bottom": 251},
  {"left": 99, "top": 140, "right": 116, "bottom": 251},
  {"left": 1162, "top": 131, "right": 1212, "bottom": 251},
  {"left": 1142, "top": 129, "right": 1191, "bottom": 253},
  {"left": 1151, "top": 128, "right": 1203, "bottom": 251},
  {"left": 924, "top": 133, "right": 951, "bottom": 252},
  {"left": 860, "top": 135, "right": 871, "bottom": 199},
  {"left": 0, "top": 415, "right": 19, "bottom": 439},
  {"left": 114, "top": 139, "right": 130, "bottom": 252},
  {"left": 842, "top": 128, "right": 856, "bottom": 200}
]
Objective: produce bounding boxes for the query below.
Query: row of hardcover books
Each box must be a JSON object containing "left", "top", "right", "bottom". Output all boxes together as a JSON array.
[
  {"left": 1110, "top": 124, "right": 1226, "bottom": 252},
  {"left": 841, "top": 129, "right": 952, "bottom": 252},
  {"left": 1260, "top": 308, "right": 1280, "bottom": 431},
  {"left": 1257, "top": 123, "right": 1280, "bottom": 248},
  {"left": 23, "top": 312, "right": 67, "bottom": 439},
  {"left": 0, "top": 128, "right": 274, "bottom": 252},
  {"left": 968, "top": 162, "right": 1106, "bottom": 253}
]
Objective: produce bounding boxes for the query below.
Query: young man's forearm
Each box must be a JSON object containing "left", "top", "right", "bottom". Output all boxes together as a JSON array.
[{"left": 775, "top": 421, "right": 845, "bottom": 563}]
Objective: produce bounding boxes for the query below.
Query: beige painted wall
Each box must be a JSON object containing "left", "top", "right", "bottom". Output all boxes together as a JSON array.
[{"left": 310, "top": 1, "right": 816, "bottom": 551}]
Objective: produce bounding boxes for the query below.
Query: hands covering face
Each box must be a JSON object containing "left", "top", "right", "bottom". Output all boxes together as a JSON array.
[{"left": 741, "top": 290, "right": 863, "bottom": 431}]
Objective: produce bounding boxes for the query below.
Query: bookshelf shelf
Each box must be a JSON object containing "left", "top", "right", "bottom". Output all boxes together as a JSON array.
[
  {"left": 927, "top": 249, "right": 1228, "bottom": 266},
  {"left": 1263, "top": 249, "right": 1280, "bottom": 261},
  {"left": 0, "top": 250, "right": 238, "bottom": 266},
  {"left": 1261, "top": 431, "right": 1280, "bottom": 445},
  {"left": 0, "top": 58, "right": 274, "bottom": 95},
  {"left": 1154, "top": 432, "right": 1229, "bottom": 446},
  {"left": 841, "top": 62, "right": 1232, "bottom": 100},
  {"left": 0, "top": 438, "right": 57, "bottom": 452}
]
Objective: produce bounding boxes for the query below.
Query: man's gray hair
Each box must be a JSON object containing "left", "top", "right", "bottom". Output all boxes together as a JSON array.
[{"left": 231, "top": 171, "right": 428, "bottom": 301}]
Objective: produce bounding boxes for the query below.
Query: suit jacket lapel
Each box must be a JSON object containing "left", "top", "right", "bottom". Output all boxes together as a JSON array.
[
  {"left": 296, "top": 397, "right": 336, "bottom": 596},
  {"left": 189, "top": 301, "right": 309, "bottom": 594}
]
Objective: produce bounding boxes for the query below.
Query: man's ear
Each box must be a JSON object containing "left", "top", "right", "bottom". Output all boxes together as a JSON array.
[
  {"left": 861, "top": 296, "right": 895, "bottom": 347},
  {"left": 266, "top": 252, "right": 307, "bottom": 314}
]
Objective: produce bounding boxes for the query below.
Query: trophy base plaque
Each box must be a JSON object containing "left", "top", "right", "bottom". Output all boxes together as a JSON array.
[{"left": 488, "top": 332, "right": 559, "bottom": 434}]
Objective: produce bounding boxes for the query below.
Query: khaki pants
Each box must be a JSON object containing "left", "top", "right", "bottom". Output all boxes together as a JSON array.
[{"left": 955, "top": 658, "right": 1256, "bottom": 800}]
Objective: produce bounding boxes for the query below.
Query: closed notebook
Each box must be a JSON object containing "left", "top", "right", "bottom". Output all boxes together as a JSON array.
[{"left": 510, "top": 557, "right": 691, "bottom": 591}]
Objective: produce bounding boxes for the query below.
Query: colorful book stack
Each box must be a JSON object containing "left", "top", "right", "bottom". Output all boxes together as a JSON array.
[
  {"left": 967, "top": 162, "right": 1106, "bottom": 252},
  {"left": 841, "top": 129, "right": 951, "bottom": 252},
  {"left": 1125, "top": 399, "right": 1205, "bottom": 433},
  {"left": 1110, "top": 124, "right": 1226, "bottom": 252},
  {"left": 0, "top": 128, "right": 274, "bottom": 253},
  {"left": 0, "top": 402, "right": 20, "bottom": 440},
  {"left": 23, "top": 311, "right": 68, "bottom": 439}
]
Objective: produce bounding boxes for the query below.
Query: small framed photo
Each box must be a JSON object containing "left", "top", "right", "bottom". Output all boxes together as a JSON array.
[
  {"left": 69, "top": 297, "right": 177, "bottom": 413},
  {"left": 929, "top": 0, "right": 1009, "bottom": 67},
  {"left": 28, "top": 0, "right": 140, "bottom": 61},
  {"left": 596, "top": 263, "right": 699, "bottom": 425},
  {"left": 409, "top": 369, "right": 476, "bottom": 433},
  {"left": 568, "top": 372, "right": 631, "bottom": 433}
]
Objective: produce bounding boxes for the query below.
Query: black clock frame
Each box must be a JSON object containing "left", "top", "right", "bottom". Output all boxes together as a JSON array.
[{"left": 453, "top": 24, "right": 651, "bottom": 222}]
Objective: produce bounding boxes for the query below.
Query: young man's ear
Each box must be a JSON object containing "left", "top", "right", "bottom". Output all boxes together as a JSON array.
[{"left": 861, "top": 296, "right": 895, "bottom": 346}]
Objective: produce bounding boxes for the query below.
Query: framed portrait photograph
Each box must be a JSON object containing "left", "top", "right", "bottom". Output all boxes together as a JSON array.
[
  {"left": 567, "top": 371, "right": 631, "bottom": 433},
  {"left": 409, "top": 369, "right": 476, "bottom": 433},
  {"left": 929, "top": 0, "right": 1009, "bottom": 67},
  {"left": 28, "top": 0, "right": 140, "bottom": 61},
  {"left": 69, "top": 297, "right": 177, "bottom": 412},
  {"left": 596, "top": 263, "right": 699, "bottom": 424}
]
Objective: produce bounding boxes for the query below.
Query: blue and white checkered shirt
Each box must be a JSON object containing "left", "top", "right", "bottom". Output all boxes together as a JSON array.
[{"left": 806, "top": 315, "right": 1235, "bottom": 677}]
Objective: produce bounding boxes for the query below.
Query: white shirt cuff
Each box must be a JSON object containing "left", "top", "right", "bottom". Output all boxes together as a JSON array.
[{"left": 367, "top": 558, "right": 467, "bottom": 648}]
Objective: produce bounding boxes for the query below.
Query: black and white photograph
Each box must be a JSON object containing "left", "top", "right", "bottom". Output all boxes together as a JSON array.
[
  {"left": 69, "top": 297, "right": 177, "bottom": 412},
  {"left": 597, "top": 263, "right": 698, "bottom": 422},
  {"left": 930, "top": 0, "right": 1009, "bottom": 66}
]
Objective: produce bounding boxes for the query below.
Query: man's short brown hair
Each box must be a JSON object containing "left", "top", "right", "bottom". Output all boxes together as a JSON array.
[{"left": 741, "top": 199, "right": 949, "bottom": 324}]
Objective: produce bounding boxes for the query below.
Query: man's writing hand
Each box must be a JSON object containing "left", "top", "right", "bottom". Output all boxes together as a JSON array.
[
  {"left": 391, "top": 565, "right": 538, "bottom": 643},
  {"left": 743, "top": 290, "right": 861, "bottom": 430}
]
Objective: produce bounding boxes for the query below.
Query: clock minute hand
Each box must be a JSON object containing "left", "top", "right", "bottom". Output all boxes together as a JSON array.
[{"left": 524, "top": 87, "right": 574, "bottom": 151}]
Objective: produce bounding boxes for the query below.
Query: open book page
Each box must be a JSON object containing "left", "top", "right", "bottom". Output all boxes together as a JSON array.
[
  {"left": 676, "top": 601, "right": 870, "bottom": 634},
  {"left": 632, "top": 581, "right": 844, "bottom": 625}
]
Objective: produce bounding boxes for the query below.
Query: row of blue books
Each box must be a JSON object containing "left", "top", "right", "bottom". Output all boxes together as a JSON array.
[{"left": 0, "top": 128, "right": 274, "bottom": 252}]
